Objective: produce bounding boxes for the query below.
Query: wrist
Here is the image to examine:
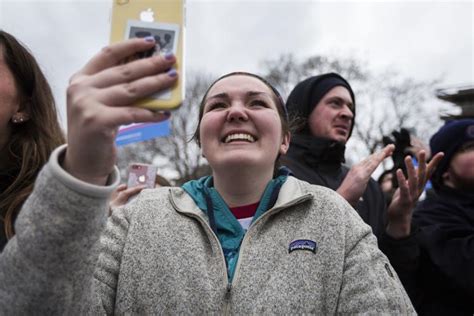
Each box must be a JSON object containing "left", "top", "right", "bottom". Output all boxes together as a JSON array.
[
  {"left": 386, "top": 219, "right": 411, "bottom": 239},
  {"left": 62, "top": 151, "right": 109, "bottom": 186},
  {"left": 336, "top": 186, "right": 358, "bottom": 207}
]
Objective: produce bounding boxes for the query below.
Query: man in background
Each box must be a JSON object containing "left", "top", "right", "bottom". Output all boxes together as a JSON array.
[{"left": 281, "top": 73, "right": 442, "bottom": 300}]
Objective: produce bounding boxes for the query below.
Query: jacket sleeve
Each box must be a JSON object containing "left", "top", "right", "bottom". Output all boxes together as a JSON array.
[
  {"left": 0, "top": 145, "right": 120, "bottom": 315},
  {"left": 336, "top": 205, "right": 416, "bottom": 315},
  {"left": 86, "top": 206, "right": 131, "bottom": 315},
  {"left": 364, "top": 178, "right": 420, "bottom": 303},
  {"left": 378, "top": 225, "right": 420, "bottom": 303}
]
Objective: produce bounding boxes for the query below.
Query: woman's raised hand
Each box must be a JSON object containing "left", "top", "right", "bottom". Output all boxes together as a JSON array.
[{"left": 63, "top": 38, "right": 178, "bottom": 185}]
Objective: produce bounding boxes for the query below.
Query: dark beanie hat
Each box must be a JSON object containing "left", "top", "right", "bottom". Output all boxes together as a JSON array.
[
  {"left": 286, "top": 73, "right": 356, "bottom": 136},
  {"left": 430, "top": 119, "right": 474, "bottom": 188}
]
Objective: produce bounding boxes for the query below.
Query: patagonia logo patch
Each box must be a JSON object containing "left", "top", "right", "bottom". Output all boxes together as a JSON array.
[{"left": 289, "top": 239, "right": 317, "bottom": 254}]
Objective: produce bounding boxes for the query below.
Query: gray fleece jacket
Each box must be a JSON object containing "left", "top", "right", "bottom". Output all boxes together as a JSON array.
[{"left": 0, "top": 146, "right": 415, "bottom": 315}]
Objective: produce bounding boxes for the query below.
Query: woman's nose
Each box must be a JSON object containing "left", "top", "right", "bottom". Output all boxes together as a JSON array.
[{"left": 226, "top": 103, "right": 248, "bottom": 122}]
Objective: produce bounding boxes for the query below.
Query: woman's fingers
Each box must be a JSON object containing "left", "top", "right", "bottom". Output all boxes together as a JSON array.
[
  {"left": 110, "top": 185, "right": 146, "bottom": 209},
  {"left": 119, "top": 185, "right": 147, "bottom": 199},
  {"left": 102, "top": 106, "right": 171, "bottom": 128},
  {"left": 96, "top": 69, "right": 178, "bottom": 107},
  {"left": 89, "top": 52, "right": 176, "bottom": 89},
  {"left": 115, "top": 184, "right": 127, "bottom": 192},
  {"left": 76, "top": 38, "right": 157, "bottom": 77},
  {"left": 62, "top": 38, "right": 179, "bottom": 186}
]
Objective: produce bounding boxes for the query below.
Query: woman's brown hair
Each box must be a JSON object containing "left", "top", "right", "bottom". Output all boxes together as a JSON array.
[{"left": 0, "top": 30, "right": 65, "bottom": 239}]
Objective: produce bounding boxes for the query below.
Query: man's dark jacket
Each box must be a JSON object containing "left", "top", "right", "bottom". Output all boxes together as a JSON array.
[{"left": 413, "top": 186, "right": 474, "bottom": 316}]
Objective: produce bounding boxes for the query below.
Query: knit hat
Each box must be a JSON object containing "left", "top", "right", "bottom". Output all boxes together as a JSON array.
[
  {"left": 430, "top": 119, "right": 474, "bottom": 188},
  {"left": 286, "top": 73, "right": 356, "bottom": 137}
]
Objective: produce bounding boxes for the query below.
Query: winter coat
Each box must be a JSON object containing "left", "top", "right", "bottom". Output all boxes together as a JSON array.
[
  {"left": 281, "top": 134, "right": 420, "bottom": 300},
  {"left": 0, "top": 145, "right": 415, "bottom": 315},
  {"left": 413, "top": 186, "right": 474, "bottom": 315}
]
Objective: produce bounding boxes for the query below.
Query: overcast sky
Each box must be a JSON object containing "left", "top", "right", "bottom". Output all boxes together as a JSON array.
[{"left": 1, "top": 0, "right": 473, "bottom": 129}]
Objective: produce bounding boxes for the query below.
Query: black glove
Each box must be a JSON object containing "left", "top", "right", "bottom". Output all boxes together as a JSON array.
[{"left": 382, "top": 128, "right": 413, "bottom": 188}]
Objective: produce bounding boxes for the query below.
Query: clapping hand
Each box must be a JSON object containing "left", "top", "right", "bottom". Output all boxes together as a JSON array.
[{"left": 385, "top": 150, "right": 444, "bottom": 239}]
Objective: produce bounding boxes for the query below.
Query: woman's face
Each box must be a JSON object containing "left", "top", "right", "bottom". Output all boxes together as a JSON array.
[
  {"left": 0, "top": 48, "right": 20, "bottom": 152},
  {"left": 199, "top": 75, "right": 289, "bottom": 174}
]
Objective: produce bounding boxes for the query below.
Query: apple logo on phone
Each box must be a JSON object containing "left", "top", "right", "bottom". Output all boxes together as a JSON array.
[
  {"left": 140, "top": 8, "right": 155, "bottom": 22},
  {"left": 138, "top": 175, "right": 147, "bottom": 183}
]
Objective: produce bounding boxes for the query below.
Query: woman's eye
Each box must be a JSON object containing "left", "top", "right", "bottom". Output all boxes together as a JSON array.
[
  {"left": 207, "top": 102, "right": 226, "bottom": 111},
  {"left": 250, "top": 100, "right": 267, "bottom": 108}
]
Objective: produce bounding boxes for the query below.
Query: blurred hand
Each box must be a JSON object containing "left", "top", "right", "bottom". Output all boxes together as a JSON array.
[
  {"left": 337, "top": 144, "right": 395, "bottom": 207},
  {"left": 109, "top": 184, "right": 146, "bottom": 215},
  {"left": 407, "top": 134, "right": 431, "bottom": 157},
  {"left": 62, "top": 38, "right": 178, "bottom": 185},
  {"left": 386, "top": 150, "right": 444, "bottom": 239}
]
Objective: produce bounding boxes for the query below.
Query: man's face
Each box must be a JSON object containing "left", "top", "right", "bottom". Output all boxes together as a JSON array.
[
  {"left": 307, "top": 86, "right": 354, "bottom": 144},
  {"left": 443, "top": 144, "right": 474, "bottom": 191}
]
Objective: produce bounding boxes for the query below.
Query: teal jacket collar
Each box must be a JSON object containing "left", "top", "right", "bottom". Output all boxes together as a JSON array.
[{"left": 182, "top": 174, "right": 288, "bottom": 281}]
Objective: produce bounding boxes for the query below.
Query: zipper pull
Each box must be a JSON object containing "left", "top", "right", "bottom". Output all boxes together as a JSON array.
[{"left": 225, "top": 283, "right": 232, "bottom": 299}]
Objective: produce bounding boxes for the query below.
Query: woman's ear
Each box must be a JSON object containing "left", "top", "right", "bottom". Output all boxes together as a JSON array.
[
  {"left": 279, "top": 132, "right": 291, "bottom": 155},
  {"left": 11, "top": 99, "right": 31, "bottom": 124},
  {"left": 11, "top": 111, "right": 30, "bottom": 124}
]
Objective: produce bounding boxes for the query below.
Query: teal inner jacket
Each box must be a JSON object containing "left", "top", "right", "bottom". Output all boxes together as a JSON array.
[{"left": 182, "top": 173, "right": 288, "bottom": 282}]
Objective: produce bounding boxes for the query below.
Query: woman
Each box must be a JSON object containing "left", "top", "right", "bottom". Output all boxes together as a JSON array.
[
  {"left": 0, "top": 30, "right": 64, "bottom": 250},
  {"left": 0, "top": 38, "right": 414, "bottom": 314}
]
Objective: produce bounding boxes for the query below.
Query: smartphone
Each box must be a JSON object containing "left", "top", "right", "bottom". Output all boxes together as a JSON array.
[
  {"left": 127, "top": 163, "right": 158, "bottom": 189},
  {"left": 110, "top": 0, "right": 185, "bottom": 110}
]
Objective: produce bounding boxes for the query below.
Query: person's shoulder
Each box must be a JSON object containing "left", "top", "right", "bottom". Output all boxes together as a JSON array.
[
  {"left": 287, "top": 177, "right": 372, "bottom": 235},
  {"left": 415, "top": 188, "right": 472, "bottom": 221},
  {"left": 287, "top": 175, "right": 335, "bottom": 195},
  {"left": 121, "top": 186, "right": 180, "bottom": 217},
  {"left": 287, "top": 176, "right": 351, "bottom": 208},
  {"left": 138, "top": 186, "right": 177, "bottom": 200}
]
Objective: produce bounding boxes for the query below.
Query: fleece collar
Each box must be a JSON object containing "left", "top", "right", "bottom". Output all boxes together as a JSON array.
[{"left": 181, "top": 174, "right": 288, "bottom": 282}]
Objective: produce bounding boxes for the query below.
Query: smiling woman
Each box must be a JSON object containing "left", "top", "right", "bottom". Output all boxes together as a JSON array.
[
  {"left": 196, "top": 73, "right": 290, "bottom": 205},
  {"left": 0, "top": 39, "right": 414, "bottom": 314}
]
